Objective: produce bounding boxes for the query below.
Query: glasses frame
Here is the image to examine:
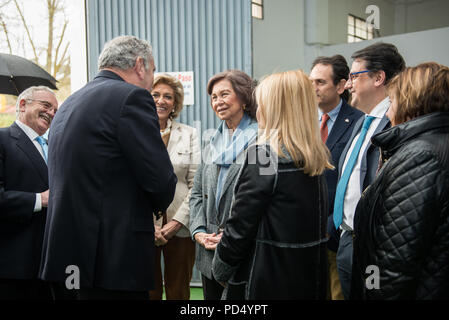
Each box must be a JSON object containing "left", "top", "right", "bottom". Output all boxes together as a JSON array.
[
  {"left": 26, "top": 98, "right": 57, "bottom": 112},
  {"left": 348, "top": 70, "right": 371, "bottom": 82}
]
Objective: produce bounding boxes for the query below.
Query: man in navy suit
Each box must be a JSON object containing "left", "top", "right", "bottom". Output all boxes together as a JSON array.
[
  {"left": 310, "top": 55, "right": 364, "bottom": 300},
  {"left": 0, "top": 86, "right": 58, "bottom": 299},
  {"left": 333, "top": 43, "right": 405, "bottom": 299},
  {"left": 39, "top": 36, "right": 177, "bottom": 300}
]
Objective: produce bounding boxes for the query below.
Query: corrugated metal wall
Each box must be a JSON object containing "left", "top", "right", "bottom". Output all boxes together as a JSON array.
[
  {"left": 86, "top": 0, "right": 252, "bottom": 132},
  {"left": 85, "top": 0, "right": 253, "bottom": 288}
]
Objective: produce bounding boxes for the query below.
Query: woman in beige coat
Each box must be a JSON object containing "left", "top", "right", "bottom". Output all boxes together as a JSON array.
[{"left": 149, "top": 74, "right": 200, "bottom": 300}]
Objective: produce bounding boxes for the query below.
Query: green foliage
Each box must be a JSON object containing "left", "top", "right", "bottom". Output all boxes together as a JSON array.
[
  {"left": 190, "top": 287, "right": 204, "bottom": 300},
  {"left": 161, "top": 287, "right": 204, "bottom": 300},
  {"left": 0, "top": 114, "right": 15, "bottom": 128}
]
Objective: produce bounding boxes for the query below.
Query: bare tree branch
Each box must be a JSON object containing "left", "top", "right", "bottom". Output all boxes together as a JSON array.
[
  {"left": 2, "top": 0, "right": 71, "bottom": 100},
  {"left": 46, "top": 0, "right": 56, "bottom": 72},
  {"left": 53, "top": 19, "right": 68, "bottom": 77},
  {"left": 0, "top": 0, "right": 13, "bottom": 10},
  {"left": 0, "top": 15, "right": 13, "bottom": 54},
  {"left": 13, "top": 0, "right": 39, "bottom": 64},
  {"left": 54, "top": 41, "right": 69, "bottom": 79}
]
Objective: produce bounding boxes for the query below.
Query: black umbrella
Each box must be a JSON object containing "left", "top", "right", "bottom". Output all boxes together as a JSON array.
[{"left": 0, "top": 53, "right": 58, "bottom": 96}]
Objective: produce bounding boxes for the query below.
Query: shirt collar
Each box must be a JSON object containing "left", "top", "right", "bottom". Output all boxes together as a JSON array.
[
  {"left": 368, "top": 97, "right": 390, "bottom": 119},
  {"left": 15, "top": 120, "right": 42, "bottom": 141},
  {"left": 318, "top": 99, "right": 343, "bottom": 122}
]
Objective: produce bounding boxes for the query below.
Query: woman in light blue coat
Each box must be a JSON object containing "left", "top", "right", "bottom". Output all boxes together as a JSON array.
[{"left": 189, "top": 70, "right": 258, "bottom": 300}]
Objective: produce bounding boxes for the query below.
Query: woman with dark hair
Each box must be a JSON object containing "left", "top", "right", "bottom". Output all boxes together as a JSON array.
[
  {"left": 211, "top": 70, "right": 332, "bottom": 300},
  {"left": 351, "top": 62, "right": 449, "bottom": 299},
  {"left": 189, "top": 70, "right": 258, "bottom": 300}
]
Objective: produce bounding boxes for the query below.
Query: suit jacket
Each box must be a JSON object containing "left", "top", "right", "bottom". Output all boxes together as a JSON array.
[
  {"left": 39, "top": 70, "right": 177, "bottom": 291},
  {"left": 325, "top": 101, "right": 364, "bottom": 251},
  {"left": 0, "top": 123, "right": 48, "bottom": 279},
  {"left": 154, "top": 121, "right": 200, "bottom": 238},
  {"left": 189, "top": 118, "right": 257, "bottom": 280}
]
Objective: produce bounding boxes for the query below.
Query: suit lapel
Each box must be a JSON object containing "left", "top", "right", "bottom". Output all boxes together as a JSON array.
[
  {"left": 338, "top": 116, "right": 363, "bottom": 175},
  {"left": 219, "top": 163, "right": 241, "bottom": 200},
  {"left": 203, "top": 143, "right": 219, "bottom": 202},
  {"left": 326, "top": 102, "right": 355, "bottom": 150},
  {"left": 359, "top": 115, "right": 390, "bottom": 190},
  {"left": 11, "top": 123, "right": 48, "bottom": 185},
  {"left": 372, "top": 115, "right": 390, "bottom": 137},
  {"left": 167, "top": 121, "right": 182, "bottom": 156}
]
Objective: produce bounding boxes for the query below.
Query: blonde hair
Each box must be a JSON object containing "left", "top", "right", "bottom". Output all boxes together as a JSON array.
[
  {"left": 256, "top": 70, "right": 333, "bottom": 176},
  {"left": 152, "top": 73, "right": 184, "bottom": 119},
  {"left": 387, "top": 62, "right": 449, "bottom": 125}
]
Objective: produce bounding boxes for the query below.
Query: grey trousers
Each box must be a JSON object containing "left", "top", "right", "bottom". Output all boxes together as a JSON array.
[{"left": 336, "top": 231, "right": 353, "bottom": 300}]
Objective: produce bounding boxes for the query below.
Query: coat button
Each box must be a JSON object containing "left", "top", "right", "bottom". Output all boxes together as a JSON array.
[{"left": 205, "top": 194, "right": 208, "bottom": 199}]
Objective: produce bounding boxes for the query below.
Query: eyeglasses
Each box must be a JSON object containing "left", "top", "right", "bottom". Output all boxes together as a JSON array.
[
  {"left": 27, "top": 99, "right": 57, "bottom": 112},
  {"left": 348, "top": 70, "right": 371, "bottom": 82}
]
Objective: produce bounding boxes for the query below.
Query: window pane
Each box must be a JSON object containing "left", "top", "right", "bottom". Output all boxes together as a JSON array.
[
  {"left": 356, "top": 19, "right": 365, "bottom": 29},
  {"left": 356, "top": 37, "right": 363, "bottom": 42},
  {"left": 356, "top": 28, "right": 363, "bottom": 38},
  {"left": 348, "top": 25, "right": 354, "bottom": 35},
  {"left": 252, "top": 5, "right": 263, "bottom": 19},
  {"left": 348, "top": 36, "right": 354, "bottom": 43},
  {"left": 348, "top": 15, "right": 354, "bottom": 26}
]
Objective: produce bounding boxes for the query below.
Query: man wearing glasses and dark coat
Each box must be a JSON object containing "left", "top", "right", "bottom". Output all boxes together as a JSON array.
[
  {"left": 332, "top": 42, "right": 405, "bottom": 299},
  {"left": 0, "top": 86, "right": 58, "bottom": 299}
]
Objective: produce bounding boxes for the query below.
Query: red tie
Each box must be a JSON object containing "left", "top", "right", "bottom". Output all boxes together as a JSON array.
[{"left": 320, "top": 113, "right": 330, "bottom": 143}]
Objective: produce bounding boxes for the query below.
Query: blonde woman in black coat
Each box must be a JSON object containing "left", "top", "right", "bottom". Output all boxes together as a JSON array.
[{"left": 212, "top": 70, "right": 333, "bottom": 300}]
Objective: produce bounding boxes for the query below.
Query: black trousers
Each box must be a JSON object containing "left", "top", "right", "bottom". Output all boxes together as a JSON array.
[
  {"left": 201, "top": 274, "right": 224, "bottom": 300},
  {"left": 201, "top": 274, "right": 246, "bottom": 300},
  {"left": 75, "top": 287, "right": 149, "bottom": 300},
  {"left": 0, "top": 278, "right": 52, "bottom": 300},
  {"left": 336, "top": 231, "right": 354, "bottom": 300}
]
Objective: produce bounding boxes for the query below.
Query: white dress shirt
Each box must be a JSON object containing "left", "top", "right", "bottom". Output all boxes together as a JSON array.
[
  {"left": 340, "top": 97, "right": 390, "bottom": 232},
  {"left": 15, "top": 120, "right": 47, "bottom": 212}
]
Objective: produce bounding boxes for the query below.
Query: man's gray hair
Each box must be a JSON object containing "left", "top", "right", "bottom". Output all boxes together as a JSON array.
[
  {"left": 98, "top": 35, "right": 154, "bottom": 71},
  {"left": 16, "top": 86, "right": 55, "bottom": 117}
]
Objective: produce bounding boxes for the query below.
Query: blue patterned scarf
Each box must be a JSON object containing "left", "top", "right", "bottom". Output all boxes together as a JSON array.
[{"left": 209, "top": 113, "right": 258, "bottom": 210}]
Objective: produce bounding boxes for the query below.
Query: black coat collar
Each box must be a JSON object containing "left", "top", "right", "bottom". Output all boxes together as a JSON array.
[
  {"left": 94, "top": 69, "right": 126, "bottom": 82},
  {"left": 372, "top": 112, "right": 449, "bottom": 160}
]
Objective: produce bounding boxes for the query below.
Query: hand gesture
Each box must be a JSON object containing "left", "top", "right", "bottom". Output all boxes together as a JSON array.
[{"left": 154, "top": 225, "right": 168, "bottom": 247}]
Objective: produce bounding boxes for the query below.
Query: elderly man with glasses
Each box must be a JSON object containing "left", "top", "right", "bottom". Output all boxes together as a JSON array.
[
  {"left": 0, "top": 86, "right": 58, "bottom": 300},
  {"left": 332, "top": 42, "right": 405, "bottom": 299}
]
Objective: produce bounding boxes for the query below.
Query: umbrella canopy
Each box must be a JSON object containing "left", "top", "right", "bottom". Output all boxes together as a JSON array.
[{"left": 0, "top": 53, "right": 58, "bottom": 96}]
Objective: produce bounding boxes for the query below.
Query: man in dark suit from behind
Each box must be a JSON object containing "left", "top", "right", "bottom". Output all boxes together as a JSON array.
[
  {"left": 310, "top": 55, "right": 364, "bottom": 300},
  {"left": 0, "top": 86, "right": 58, "bottom": 299},
  {"left": 39, "top": 35, "right": 177, "bottom": 300}
]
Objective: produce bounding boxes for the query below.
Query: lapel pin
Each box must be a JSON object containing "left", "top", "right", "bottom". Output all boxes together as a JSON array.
[{"left": 345, "top": 119, "right": 350, "bottom": 123}]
